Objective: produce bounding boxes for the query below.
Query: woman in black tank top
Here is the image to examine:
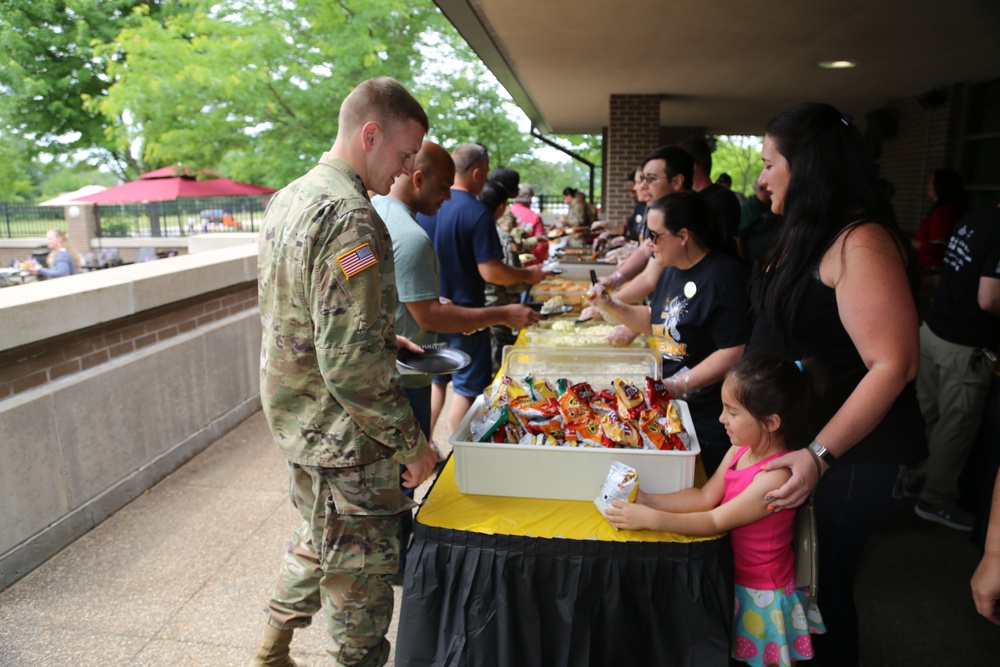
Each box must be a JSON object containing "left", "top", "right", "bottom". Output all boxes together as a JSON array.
[{"left": 747, "top": 103, "right": 925, "bottom": 666}]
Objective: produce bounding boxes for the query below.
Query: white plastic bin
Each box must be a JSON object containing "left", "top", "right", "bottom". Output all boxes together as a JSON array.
[{"left": 449, "top": 347, "right": 700, "bottom": 501}]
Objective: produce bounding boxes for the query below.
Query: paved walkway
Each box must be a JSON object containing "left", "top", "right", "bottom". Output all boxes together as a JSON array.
[{"left": 1, "top": 399, "right": 998, "bottom": 665}]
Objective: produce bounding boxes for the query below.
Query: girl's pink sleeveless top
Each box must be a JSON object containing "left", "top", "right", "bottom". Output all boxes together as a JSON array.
[{"left": 722, "top": 446, "right": 796, "bottom": 589}]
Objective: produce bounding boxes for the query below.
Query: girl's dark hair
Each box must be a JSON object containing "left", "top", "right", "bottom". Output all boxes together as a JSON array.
[
  {"left": 489, "top": 166, "right": 520, "bottom": 197},
  {"left": 478, "top": 180, "right": 509, "bottom": 215},
  {"left": 755, "top": 102, "right": 910, "bottom": 334},
  {"left": 726, "top": 354, "right": 829, "bottom": 450},
  {"left": 930, "top": 168, "right": 965, "bottom": 215},
  {"left": 562, "top": 187, "right": 579, "bottom": 197},
  {"left": 648, "top": 191, "right": 725, "bottom": 251}
]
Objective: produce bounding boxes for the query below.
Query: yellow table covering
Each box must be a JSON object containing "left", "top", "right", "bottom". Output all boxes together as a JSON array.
[{"left": 418, "top": 455, "right": 714, "bottom": 543}]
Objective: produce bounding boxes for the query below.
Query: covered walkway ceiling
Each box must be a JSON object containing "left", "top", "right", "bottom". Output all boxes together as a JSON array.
[{"left": 433, "top": 0, "right": 1000, "bottom": 135}]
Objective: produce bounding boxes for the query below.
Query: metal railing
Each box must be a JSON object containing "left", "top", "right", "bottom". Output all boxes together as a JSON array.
[
  {"left": 1, "top": 202, "right": 68, "bottom": 238},
  {"left": 95, "top": 196, "right": 271, "bottom": 238},
  {"left": 0, "top": 196, "right": 272, "bottom": 238},
  {"left": 1, "top": 194, "right": 599, "bottom": 239},
  {"left": 535, "top": 194, "right": 602, "bottom": 215}
]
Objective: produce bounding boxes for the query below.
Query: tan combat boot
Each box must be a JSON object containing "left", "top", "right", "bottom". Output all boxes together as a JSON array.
[{"left": 249, "top": 625, "right": 309, "bottom": 667}]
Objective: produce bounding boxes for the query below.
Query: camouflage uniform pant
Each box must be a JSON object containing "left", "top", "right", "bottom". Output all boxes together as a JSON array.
[{"left": 263, "top": 457, "right": 414, "bottom": 667}]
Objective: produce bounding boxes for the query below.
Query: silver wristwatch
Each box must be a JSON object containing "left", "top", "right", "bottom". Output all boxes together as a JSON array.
[{"left": 808, "top": 441, "right": 838, "bottom": 467}]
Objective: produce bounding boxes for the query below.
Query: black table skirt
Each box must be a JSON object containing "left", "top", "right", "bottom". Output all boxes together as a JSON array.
[{"left": 395, "top": 522, "right": 734, "bottom": 667}]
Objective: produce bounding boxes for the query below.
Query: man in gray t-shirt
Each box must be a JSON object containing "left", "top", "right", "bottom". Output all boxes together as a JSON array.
[{"left": 373, "top": 142, "right": 540, "bottom": 581}]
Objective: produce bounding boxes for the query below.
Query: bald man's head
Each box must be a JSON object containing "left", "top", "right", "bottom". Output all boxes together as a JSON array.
[{"left": 388, "top": 141, "right": 456, "bottom": 216}]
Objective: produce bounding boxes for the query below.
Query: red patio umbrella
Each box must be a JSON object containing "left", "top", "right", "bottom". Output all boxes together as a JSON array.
[{"left": 76, "top": 166, "right": 276, "bottom": 204}]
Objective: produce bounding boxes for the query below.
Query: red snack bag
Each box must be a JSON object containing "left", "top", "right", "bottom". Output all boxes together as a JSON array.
[
  {"left": 589, "top": 389, "right": 618, "bottom": 416},
  {"left": 645, "top": 377, "right": 671, "bottom": 411},
  {"left": 613, "top": 378, "right": 646, "bottom": 421},
  {"left": 664, "top": 432, "right": 687, "bottom": 451}
]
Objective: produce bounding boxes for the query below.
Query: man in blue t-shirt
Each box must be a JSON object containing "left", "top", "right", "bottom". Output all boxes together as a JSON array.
[{"left": 416, "top": 143, "right": 547, "bottom": 433}]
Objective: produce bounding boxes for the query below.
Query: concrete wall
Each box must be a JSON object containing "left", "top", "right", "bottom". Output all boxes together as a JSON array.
[{"left": 0, "top": 244, "right": 262, "bottom": 589}]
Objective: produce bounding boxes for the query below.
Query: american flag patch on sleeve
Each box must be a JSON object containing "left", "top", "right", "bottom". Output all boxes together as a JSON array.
[{"left": 337, "top": 243, "right": 378, "bottom": 278}]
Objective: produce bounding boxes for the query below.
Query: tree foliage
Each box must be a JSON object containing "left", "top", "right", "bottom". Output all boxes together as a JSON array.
[
  {"left": 0, "top": 0, "right": 602, "bottom": 197},
  {"left": 711, "top": 135, "right": 763, "bottom": 197},
  {"left": 86, "top": 0, "right": 439, "bottom": 186},
  {"left": 0, "top": 0, "right": 182, "bottom": 179}
]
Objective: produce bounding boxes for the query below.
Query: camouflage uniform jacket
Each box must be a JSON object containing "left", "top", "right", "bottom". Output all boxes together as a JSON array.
[{"left": 258, "top": 153, "right": 428, "bottom": 468}]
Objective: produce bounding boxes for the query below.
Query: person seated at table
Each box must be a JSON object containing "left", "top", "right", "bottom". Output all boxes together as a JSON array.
[
  {"left": 30, "top": 229, "right": 80, "bottom": 280},
  {"left": 587, "top": 192, "right": 751, "bottom": 474},
  {"left": 604, "top": 354, "right": 827, "bottom": 667}
]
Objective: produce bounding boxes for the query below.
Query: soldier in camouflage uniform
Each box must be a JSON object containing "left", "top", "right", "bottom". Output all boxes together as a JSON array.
[{"left": 250, "top": 76, "right": 437, "bottom": 667}]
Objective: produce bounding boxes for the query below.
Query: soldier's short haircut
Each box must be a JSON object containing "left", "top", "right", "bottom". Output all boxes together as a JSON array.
[
  {"left": 338, "top": 77, "right": 429, "bottom": 136},
  {"left": 452, "top": 143, "right": 489, "bottom": 173}
]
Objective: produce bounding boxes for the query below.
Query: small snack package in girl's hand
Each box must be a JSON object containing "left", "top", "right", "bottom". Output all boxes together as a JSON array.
[{"left": 595, "top": 461, "right": 639, "bottom": 528}]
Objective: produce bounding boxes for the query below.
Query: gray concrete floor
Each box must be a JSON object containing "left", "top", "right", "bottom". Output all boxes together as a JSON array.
[{"left": 1, "top": 387, "right": 998, "bottom": 666}]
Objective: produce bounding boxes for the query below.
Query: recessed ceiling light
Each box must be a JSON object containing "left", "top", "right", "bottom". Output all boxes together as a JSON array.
[{"left": 819, "top": 60, "right": 860, "bottom": 69}]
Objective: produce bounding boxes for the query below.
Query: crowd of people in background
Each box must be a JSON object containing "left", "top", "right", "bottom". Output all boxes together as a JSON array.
[{"left": 246, "top": 76, "right": 999, "bottom": 667}]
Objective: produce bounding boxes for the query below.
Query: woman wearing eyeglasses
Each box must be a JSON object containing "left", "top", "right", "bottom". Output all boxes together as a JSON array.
[{"left": 588, "top": 191, "right": 751, "bottom": 475}]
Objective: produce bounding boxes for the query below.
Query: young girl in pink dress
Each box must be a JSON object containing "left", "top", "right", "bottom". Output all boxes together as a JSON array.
[{"left": 604, "top": 354, "right": 826, "bottom": 666}]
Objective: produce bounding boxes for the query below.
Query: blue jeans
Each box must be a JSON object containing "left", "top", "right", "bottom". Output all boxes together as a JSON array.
[{"left": 809, "top": 462, "right": 903, "bottom": 666}]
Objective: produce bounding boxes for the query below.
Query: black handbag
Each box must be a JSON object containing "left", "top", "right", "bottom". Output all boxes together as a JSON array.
[{"left": 793, "top": 494, "right": 819, "bottom": 601}]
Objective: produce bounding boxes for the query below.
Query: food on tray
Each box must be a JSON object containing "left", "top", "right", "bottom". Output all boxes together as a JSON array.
[
  {"left": 595, "top": 461, "right": 639, "bottom": 526},
  {"left": 540, "top": 296, "right": 570, "bottom": 315},
  {"left": 472, "top": 374, "right": 690, "bottom": 451}
]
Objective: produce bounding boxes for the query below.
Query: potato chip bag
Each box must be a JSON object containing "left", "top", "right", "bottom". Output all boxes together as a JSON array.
[
  {"left": 613, "top": 378, "right": 645, "bottom": 420},
  {"left": 568, "top": 416, "right": 605, "bottom": 447},
  {"left": 487, "top": 375, "right": 527, "bottom": 407},
  {"left": 594, "top": 461, "right": 640, "bottom": 528},
  {"left": 637, "top": 408, "right": 667, "bottom": 450},
  {"left": 645, "top": 377, "right": 671, "bottom": 411},
  {"left": 600, "top": 411, "right": 640, "bottom": 448},
  {"left": 558, "top": 382, "right": 596, "bottom": 423},
  {"left": 665, "top": 401, "right": 684, "bottom": 434}
]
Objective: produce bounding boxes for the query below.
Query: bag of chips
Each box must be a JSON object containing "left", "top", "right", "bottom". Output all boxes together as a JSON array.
[{"left": 594, "top": 461, "right": 640, "bottom": 529}]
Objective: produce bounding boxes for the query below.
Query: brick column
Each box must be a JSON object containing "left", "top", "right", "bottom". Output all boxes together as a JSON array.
[
  {"left": 878, "top": 83, "right": 965, "bottom": 231},
  {"left": 64, "top": 204, "right": 99, "bottom": 260},
  {"left": 606, "top": 95, "right": 662, "bottom": 227}
]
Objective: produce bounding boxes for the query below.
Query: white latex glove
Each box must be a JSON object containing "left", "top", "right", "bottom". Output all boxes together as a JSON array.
[{"left": 606, "top": 325, "right": 639, "bottom": 347}]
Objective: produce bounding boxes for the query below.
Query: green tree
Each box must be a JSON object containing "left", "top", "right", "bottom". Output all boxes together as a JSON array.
[
  {"left": 36, "top": 163, "right": 120, "bottom": 200},
  {"left": 0, "top": 0, "right": 182, "bottom": 179},
  {"left": 87, "top": 0, "right": 438, "bottom": 186},
  {"left": 711, "top": 135, "right": 763, "bottom": 198},
  {"left": 412, "top": 28, "right": 532, "bottom": 168},
  {"left": 0, "top": 130, "right": 40, "bottom": 201}
]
